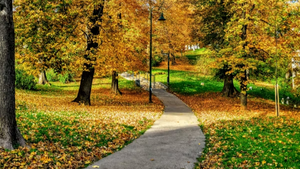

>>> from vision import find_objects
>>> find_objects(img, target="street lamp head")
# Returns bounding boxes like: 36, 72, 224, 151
158, 12, 166, 21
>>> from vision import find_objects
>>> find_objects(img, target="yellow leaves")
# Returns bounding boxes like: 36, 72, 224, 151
28, 152, 36, 160
56, 161, 62, 166
41, 153, 52, 164
4, 84, 164, 168
23, 135, 28, 140
178, 92, 300, 126
237, 152, 242, 158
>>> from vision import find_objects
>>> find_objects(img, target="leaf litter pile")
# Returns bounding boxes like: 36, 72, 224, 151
177, 92, 300, 168
0, 88, 163, 168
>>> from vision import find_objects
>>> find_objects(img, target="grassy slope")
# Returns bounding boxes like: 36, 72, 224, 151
156, 48, 300, 105
153, 49, 300, 168
185, 48, 210, 65
153, 68, 300, 105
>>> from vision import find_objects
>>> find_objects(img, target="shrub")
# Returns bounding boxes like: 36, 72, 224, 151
58, 72, 75, 84
15, 69, 37, 90
46, 69, 58, 82
152, 55, 163, 67
196, 54, 215, 75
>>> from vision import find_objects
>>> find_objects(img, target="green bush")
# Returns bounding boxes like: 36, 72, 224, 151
152, 55, 163, 67
58, 72, 75, 84
15, 69, 37, 90
196, 54, 215, 75
46, 69, 58, 82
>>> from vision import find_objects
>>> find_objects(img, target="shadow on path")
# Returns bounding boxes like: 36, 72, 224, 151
86, 89, 205, 169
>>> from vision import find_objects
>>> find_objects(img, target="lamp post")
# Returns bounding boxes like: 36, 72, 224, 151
149, 7, 153, 103
158, 13, 169, 86
149, 4, 166, 103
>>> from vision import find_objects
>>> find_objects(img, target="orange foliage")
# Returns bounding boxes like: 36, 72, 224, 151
176, 92, 300, 125
156, 58, 197, 72
16, 88, 163, 126
0, 88, 164, 168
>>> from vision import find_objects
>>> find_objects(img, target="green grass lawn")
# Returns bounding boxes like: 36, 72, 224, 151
185, 48, 211, 65
153, 68, 300, 105
153, 69, 224, 94
197, 117, 300, 168
38, 77, 136, 91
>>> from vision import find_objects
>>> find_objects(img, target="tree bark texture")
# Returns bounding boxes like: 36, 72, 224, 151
73, 4, 104, 105
240, 9, 248, 108
73, 68, 95, 105
0, 0, 26, 150
38, 70, 49, 85
171, 53, 177, 65
111, 71, 122, 95
221, 74, 239, 97
240, 70, 247, 108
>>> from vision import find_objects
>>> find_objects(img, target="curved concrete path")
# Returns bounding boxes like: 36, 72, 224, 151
86, 89, 205, 169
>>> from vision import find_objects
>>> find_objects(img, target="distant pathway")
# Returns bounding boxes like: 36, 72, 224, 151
86, 77, 205, 169
120, 72, 168, 90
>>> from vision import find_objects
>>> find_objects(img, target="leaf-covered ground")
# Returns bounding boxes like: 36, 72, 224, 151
176, 92, 300, 168
0, 81, 163, 168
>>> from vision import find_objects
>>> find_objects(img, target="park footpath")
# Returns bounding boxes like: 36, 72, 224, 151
86, 73, 205, 169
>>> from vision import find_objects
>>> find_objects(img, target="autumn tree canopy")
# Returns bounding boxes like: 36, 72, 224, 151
155, 0, 194, 64
14, 0, 82, 80
193, 0, 300, 107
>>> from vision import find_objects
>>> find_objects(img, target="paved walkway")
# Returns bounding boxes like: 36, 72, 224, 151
87, 73, 205, 169
86, 88, 205, 169
120, 72, 168, 90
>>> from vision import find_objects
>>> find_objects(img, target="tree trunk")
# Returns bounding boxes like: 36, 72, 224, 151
72, 67, 94, 105
171, 53, 177, 65
240, 9, 248, 108
72, 3, 104, 105
38, 70, 49, 85
221, 74, 239, 97
111, 70, 122, 95
240, 70, 247, 108
0, 0, 26, 150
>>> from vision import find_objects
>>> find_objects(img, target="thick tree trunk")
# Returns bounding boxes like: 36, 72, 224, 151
221, 74, 239, 97
72, 67, 94, 105
171, 53, 177, 65
111, 71, 122, 95
38, 70, 49, 85
0, 0, 26, 150
73, 4, 104, 105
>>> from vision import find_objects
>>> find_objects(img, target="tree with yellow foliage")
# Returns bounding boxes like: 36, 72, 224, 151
194, 0, 300, 108
14, 0, 82, 85
73, 0, 150, 104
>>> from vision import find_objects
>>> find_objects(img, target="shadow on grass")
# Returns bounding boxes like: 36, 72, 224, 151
153, 68, 300, 106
